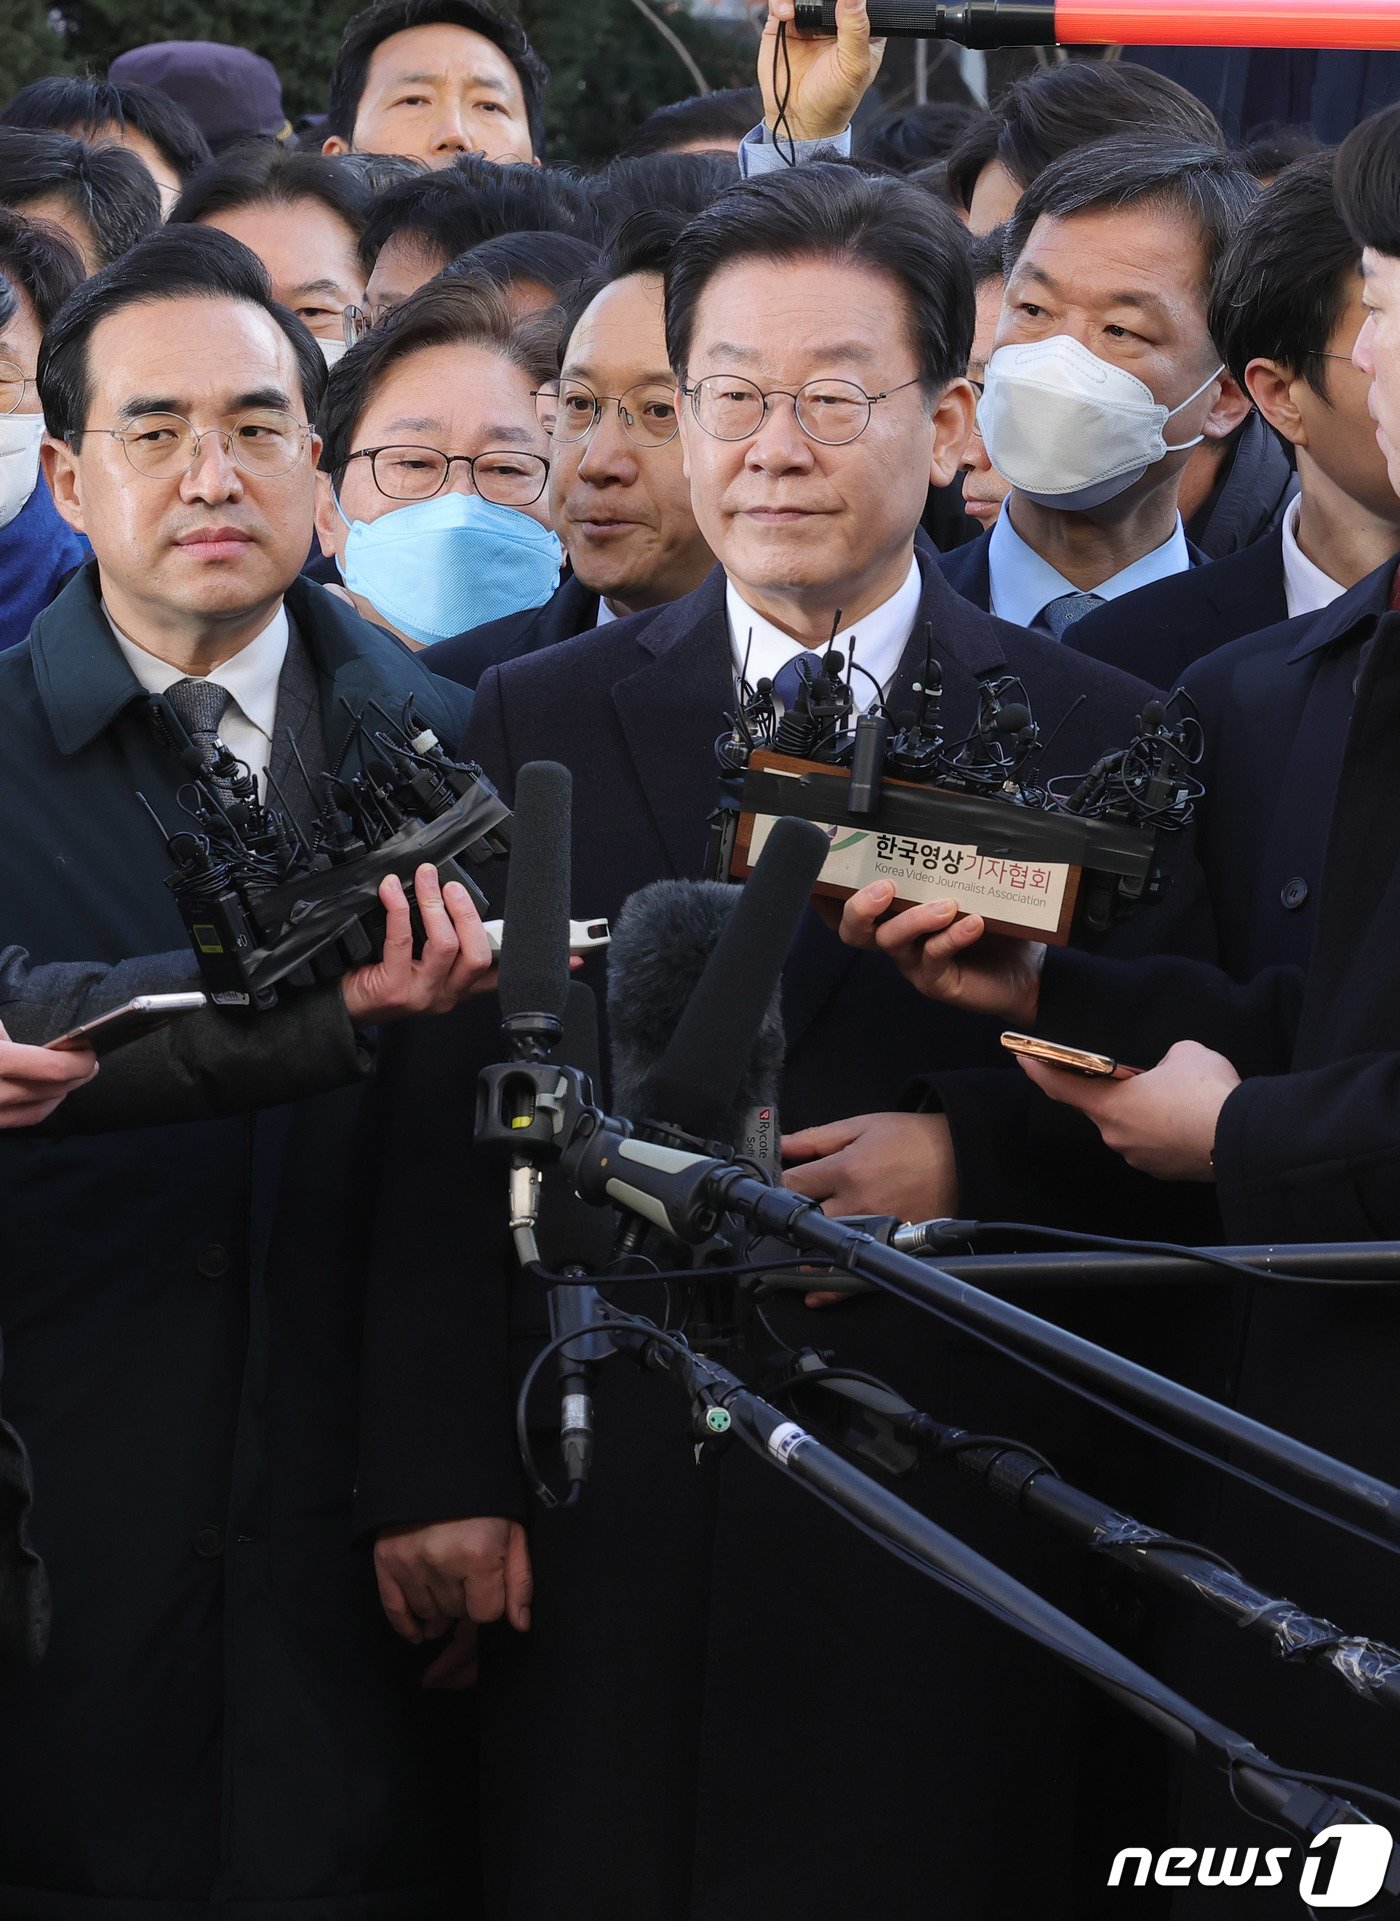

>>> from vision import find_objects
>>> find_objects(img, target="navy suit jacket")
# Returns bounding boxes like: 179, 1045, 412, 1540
1066, 525, 1290, 689
426, 571, 600, 691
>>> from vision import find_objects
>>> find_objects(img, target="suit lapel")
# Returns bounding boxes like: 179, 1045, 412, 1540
611, 574, 733, 879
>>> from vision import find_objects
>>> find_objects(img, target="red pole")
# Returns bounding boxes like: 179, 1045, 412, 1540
1055, 0, 1400, 48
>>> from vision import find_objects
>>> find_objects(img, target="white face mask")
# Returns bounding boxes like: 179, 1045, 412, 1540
977, 334, 1224, 513
318, 336, 350, 370
0, 411, 45, 531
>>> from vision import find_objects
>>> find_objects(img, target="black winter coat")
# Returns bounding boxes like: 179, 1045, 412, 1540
0, 566, 478, 1919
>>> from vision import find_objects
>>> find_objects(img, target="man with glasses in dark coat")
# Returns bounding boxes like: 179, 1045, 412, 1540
0, 223, 495, 1920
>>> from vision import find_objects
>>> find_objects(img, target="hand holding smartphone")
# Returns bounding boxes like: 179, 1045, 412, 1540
46, 992, 209, 1057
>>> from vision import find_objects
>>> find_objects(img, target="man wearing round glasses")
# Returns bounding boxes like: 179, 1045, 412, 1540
313, 277, 561, 648
373, 162, 1216, 1921
0, 225, 494, 1918
432, 211, 718, 688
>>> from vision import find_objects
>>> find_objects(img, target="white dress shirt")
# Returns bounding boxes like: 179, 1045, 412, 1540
987, 505, 1191, 633
594, 597, 618, 628
105, 601, 289, 793
726, 555, 923, 711
1280, 493, 1345, 621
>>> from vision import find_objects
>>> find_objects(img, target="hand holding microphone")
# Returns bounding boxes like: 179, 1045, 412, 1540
339, 864, 498, 1025
837, 878, 1046, 1026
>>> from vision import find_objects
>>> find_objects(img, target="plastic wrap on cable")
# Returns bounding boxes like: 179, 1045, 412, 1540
146, 697, 511, 1009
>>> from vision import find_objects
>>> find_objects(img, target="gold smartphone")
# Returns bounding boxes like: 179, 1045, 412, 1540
1000, 1031, 1141, 1080
46, 991, 208, 1056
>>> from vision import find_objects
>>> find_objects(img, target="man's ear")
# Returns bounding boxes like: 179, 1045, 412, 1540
321, 133, 350, 157
929, 378, 977, 488
1202, 370, 1253, 444
1243, 356, 1306, 448
313, 470, 344, 560
42, 436, 85, 536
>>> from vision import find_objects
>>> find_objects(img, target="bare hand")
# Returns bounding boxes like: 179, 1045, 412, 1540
0, 1018, 98, 1128
340, 864, 496, 1023
839, 880, 1045, 1026
783, 1110, 956, 1303
1017, 1039, 1241, 1182
760, 0, 886, 144
373, 1517, 533, 1649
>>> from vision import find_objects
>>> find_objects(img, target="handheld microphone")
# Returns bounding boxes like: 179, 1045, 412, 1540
792, 0, 1400, 50
495, 759, 573, 1264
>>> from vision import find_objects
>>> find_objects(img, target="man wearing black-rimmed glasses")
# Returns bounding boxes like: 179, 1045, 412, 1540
0, 223, 493, 1920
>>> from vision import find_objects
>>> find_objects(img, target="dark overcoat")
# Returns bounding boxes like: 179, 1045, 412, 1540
0, 565, 478, 1919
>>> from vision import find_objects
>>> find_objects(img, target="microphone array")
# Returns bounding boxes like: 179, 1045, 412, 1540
474, 760, 1400, 1880
141, 695, 511, 1009
709, 622, 1204, 942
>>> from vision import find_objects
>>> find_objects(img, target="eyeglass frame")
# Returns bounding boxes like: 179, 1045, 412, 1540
339, 442, 551, 505
75, 409, 315, 478
0, 358, 38, 417
680, 373, 925, 446
532, 379, 681, 448
342, 303, 397, 349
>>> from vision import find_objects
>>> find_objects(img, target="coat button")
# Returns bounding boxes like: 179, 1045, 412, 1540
1280, 877, 1309, 910
192, 1527, 224, 1558
196, 1245, 230, 1279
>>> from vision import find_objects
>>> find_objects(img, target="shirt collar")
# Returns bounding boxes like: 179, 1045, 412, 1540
988, 502, 1190, 631
103, 600, 289, 745
725, 554, 922, 704
1279, 493, 1345, 622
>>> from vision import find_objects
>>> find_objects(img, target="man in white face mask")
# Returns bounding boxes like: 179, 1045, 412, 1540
0, 212, 88, 653
939, 135, 1256, 643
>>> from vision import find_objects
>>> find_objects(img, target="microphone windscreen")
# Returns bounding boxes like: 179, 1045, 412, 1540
995, 703, 1033, 734
498, 759, 572, 1022
607, 882, 761, 1124
618, 815, 826, 1143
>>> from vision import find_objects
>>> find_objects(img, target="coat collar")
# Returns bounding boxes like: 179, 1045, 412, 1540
28, 562, 465, 759
30, 562, 150, 755
1285, 553, 1397, 665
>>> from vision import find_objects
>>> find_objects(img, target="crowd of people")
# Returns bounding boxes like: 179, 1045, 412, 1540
0, 0, 1398, 1914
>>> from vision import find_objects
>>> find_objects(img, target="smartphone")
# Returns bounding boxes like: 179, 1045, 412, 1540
46, 991, 209, 1056
1000, 1031, 1141, 1080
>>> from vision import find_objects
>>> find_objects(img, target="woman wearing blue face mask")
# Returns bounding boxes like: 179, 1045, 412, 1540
313, 279, 564, 651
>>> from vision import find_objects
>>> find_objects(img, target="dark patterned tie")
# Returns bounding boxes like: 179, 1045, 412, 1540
1038, 591, 1104, 640
163, 676, 233, 755
161, 676, 242, 806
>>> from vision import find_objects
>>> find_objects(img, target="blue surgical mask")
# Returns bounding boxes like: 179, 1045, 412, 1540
335, 490, 563, 647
